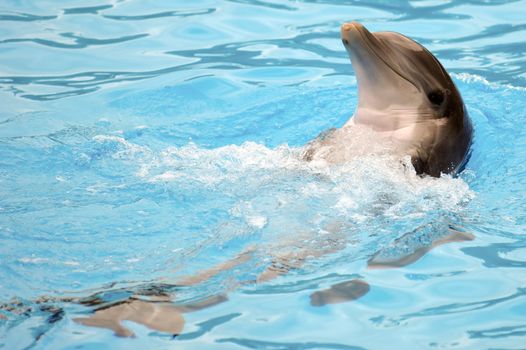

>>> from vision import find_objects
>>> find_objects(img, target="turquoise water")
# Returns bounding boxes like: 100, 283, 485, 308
1, 0, 526, 349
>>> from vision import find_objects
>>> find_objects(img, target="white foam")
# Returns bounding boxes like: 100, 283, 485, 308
19, 257, 49, 264
247, 215, 268, 229
93, 127, 473, 249
454, 73, 526, 91
125, 127, 468, 210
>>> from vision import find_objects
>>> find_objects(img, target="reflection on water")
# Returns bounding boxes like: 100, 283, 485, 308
74, 294, 228, 338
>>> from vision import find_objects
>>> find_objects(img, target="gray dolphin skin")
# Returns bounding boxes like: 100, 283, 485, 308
338, 22, 472, 177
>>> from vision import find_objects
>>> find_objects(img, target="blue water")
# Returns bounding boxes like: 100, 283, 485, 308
1, 0, 526, 349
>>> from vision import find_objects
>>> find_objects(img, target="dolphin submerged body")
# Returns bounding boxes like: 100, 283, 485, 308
304, 22, 472, 177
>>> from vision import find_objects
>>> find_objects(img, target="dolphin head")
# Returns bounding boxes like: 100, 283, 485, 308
341, 22, 471, 176
341, 22, 464, 131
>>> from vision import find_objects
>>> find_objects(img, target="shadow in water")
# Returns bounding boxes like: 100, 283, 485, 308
310, 279, 370, 306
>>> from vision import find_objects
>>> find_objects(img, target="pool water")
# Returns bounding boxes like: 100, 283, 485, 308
1, 0, 526, 349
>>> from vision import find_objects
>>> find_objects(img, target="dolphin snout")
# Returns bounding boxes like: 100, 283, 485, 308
341, 22, 366, 47
341, 21, 363, 33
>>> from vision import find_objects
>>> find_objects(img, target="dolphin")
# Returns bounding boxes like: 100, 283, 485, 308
305, 22, 472, 177
3, 23, 476, 340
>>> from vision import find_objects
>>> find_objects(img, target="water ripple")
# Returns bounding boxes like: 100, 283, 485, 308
371, 288, 526, 327
0, 32, 149, 50
0, 32, 345, 101
242, 273, 361, 295
469, 325, 526, 339
0, 12, 56, 22
298, 0, 522, 20
62, 4, 113, 15
462, 242, 526, 268
0, 0, 525, 102
225, 0, 298, 11
447, 23, 526, 43
177, 313, 241, 341
0, 66, 185, 101
103, 8, 216, 21
216, 338, 366, 350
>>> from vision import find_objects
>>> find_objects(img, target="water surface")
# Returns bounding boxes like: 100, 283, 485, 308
1, 1, 526, 349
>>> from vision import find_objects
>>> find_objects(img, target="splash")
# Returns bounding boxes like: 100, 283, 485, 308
91, 124, 474, 269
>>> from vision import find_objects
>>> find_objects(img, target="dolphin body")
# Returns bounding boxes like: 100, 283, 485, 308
305, 22, 472, 177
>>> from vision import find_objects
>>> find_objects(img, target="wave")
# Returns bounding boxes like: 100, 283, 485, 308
0, 1, 525, 101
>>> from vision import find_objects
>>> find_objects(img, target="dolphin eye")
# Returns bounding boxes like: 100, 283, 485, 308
342, 39, 349, 45
427, 89, 444, 105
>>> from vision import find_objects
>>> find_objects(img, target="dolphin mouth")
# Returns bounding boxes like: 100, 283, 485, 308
341, 22, 417, 89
